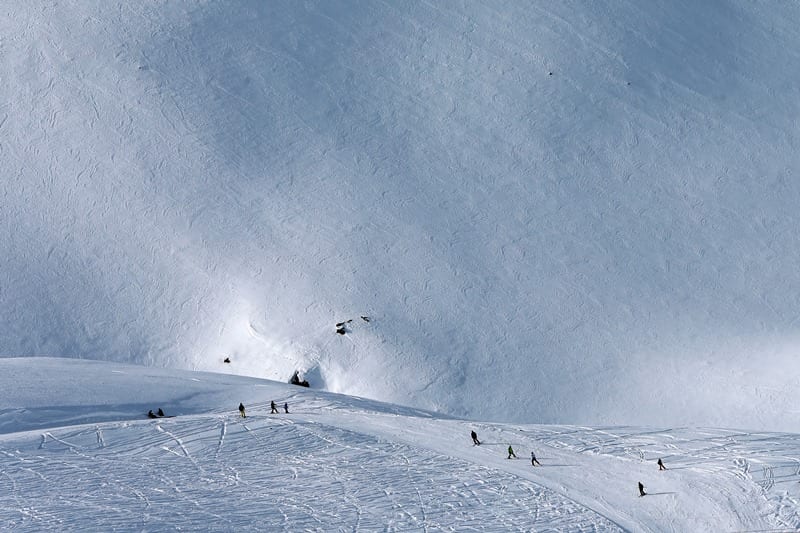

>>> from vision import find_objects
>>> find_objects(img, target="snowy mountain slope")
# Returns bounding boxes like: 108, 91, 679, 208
2, 1, 800, 430
0, 359, 797, 531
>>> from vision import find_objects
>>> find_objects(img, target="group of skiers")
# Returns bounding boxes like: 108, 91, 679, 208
638, 458, 667, 496
471, 431, 541, 466
238, 400, 289, 418
471, 429, 667, 496
147, 408, 166, 419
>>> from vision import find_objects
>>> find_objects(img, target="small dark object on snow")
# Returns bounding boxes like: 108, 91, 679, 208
284, 402, 289, 414
335, 319, 353, 328
507, 446, 517, 459
157, 408, 165, 417
638, 482, 646, 497
147, 410, 157, 419
289, 371, 310, 387
531, 451, 541, 466
471, 430, 481, 445
548, 71, 553, 76
223, 357, 231, 363
361, 316, 370, 322
336, 326, 347, 335
658, 458, 666, 470
239, 403, 246, 418
271, 401, 279, 414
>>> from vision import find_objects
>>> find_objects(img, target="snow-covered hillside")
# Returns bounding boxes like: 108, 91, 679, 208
2, 1, 800, 430
0, 358, 798, 531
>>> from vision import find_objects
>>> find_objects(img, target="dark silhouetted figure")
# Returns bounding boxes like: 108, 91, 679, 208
638, 482, 646, 497
507, 445, 517, 459
223, 357, 231, 363
157, 408, 165, 417
271, 401, 279, 414
471, 430, 481, 445
284, 402, 289, 414
147, 410, 157, 419
239, 403, 246, 418
531, 451, 541, 466
290, 370, 310, 387
657, 458, 666, 470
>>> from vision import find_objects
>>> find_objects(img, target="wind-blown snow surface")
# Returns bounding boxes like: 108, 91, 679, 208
0, 359, 798, 531
2, 1, 800, 429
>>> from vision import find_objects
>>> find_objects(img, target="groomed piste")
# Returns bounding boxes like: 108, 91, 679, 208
0, 358, 797, 530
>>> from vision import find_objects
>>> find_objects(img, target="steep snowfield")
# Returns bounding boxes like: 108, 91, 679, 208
2, 1, 800, 430
0, 359, 798, 531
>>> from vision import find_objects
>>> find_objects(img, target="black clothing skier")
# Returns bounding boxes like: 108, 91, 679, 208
147, 410, 157, 419
507, 445, 517, 459
271, 401, 279, 414
157, 408, 165, 417
657, 458, 666, 470
283, 402, 289, 414
531, 451, 541, 466
638, 481, 646, 497
239, 403, 246, 418
471, 430, 481, 445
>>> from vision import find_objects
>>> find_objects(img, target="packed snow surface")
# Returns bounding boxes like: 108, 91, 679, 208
0, 358, 798, 531
2, 1, 800, 430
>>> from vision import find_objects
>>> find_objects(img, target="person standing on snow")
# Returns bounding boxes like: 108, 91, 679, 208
531, 451, 541, 466
283, 402, 289, 414
271, 401, 279, 414
638, 481, 646, 497
507, 445, 517, 459
239, 403, 246, 418
657, 458, 666, 470
471, 430, 481, 445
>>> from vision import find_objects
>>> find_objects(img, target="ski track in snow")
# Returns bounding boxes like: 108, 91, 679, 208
0, 401, 797, 530
0, 358, 797, 531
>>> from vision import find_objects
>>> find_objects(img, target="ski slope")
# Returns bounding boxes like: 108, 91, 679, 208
0, 359, 797, 531
3, 1, 800, 431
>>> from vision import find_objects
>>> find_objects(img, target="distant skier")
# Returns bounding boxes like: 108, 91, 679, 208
507, 445, 517, 459
531, 451, 541, 466
471, 430, 481, 445
147, 410, 157, 419
638, 481, 646, 497
271, 401, 279, 414
657, 458, 666, 471
283, 402, 289, 414
157, 408, 165, 417
239, 403, 246, 418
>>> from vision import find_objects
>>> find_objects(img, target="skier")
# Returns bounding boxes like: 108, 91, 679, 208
507, 445, 517, 459
284, 402, 289, 414
239, 403, 246, 418
638, 481, 646, 497
147, 410, 157, 419
531, 451, 541, 466
157, 408, 165, 417
657, 458, 666, 471
471, 430, 481, 445
271, 401, 279, 414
